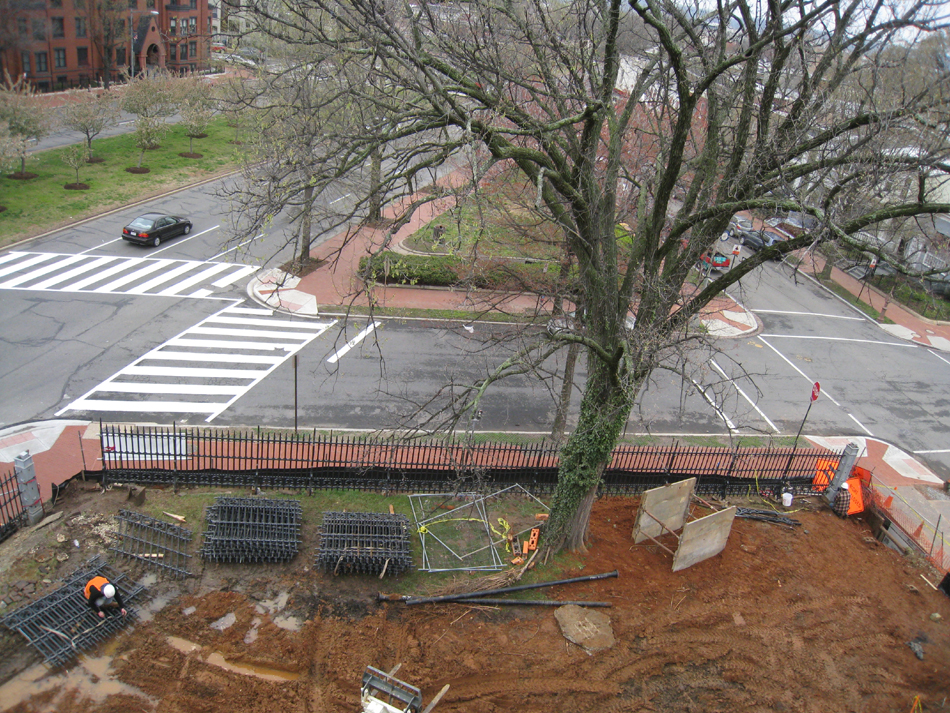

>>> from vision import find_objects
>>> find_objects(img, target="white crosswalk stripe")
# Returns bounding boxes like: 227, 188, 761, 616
56, 303, 337, 422
0, 251, 258, 297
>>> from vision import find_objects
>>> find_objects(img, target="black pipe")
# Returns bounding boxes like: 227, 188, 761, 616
398, 570, 619, 605
451, 598, 612, 607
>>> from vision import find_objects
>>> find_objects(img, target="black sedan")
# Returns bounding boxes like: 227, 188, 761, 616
122, 213, 193, 247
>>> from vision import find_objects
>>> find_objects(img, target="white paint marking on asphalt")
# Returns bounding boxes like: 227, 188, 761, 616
928, 350, 950, 367
0, 253, 58, 279
0, 254, 86, 288
188, 288, 214, 298
689, 376, 736, 431
848, 413, 874, 436
209, 233, 264, 261
99, 382, 247, 395
709, 359, 780, 433
157, 262, 234, 295
127, 261, 204, 294
759, 333, 918, 348
93, 259, 171, 292
149, 225, 220, 256
327, 322, 381, 364
757, 336, 841, 407
752, 310, 865, 321
36, 256, 121, 289
914, 449, 950, 454
212, 265, 260, 287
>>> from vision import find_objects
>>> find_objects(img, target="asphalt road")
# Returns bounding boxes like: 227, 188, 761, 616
1, 181, 949, 480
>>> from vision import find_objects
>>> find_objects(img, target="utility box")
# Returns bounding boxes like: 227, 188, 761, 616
14, 451, 45, 526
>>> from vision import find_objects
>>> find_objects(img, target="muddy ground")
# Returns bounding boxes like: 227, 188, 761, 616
1, 483, 948, 713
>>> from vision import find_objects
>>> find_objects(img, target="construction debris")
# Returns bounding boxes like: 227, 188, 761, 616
735, 508, 801, 527
554, 604, 615, 654
110, 509, 192, 578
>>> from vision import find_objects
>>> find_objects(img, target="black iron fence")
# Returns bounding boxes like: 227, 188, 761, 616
0, 468, 25, 545
99, 425, 842, 497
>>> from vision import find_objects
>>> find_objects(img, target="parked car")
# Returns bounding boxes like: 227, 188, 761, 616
122, 213, 193, 247
728, 217, 754, 236
924, 273, 950, 298
699, 251, 731, 270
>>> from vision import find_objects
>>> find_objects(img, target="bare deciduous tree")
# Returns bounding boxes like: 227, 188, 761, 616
61, 91, 120, 161
229, 0, 950, 551
0, 72, 51, 177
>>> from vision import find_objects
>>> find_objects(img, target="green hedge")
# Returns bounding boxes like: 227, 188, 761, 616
360, 251, 565, 290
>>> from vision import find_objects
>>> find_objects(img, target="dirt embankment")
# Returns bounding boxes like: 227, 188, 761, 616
1, 493, 949, 713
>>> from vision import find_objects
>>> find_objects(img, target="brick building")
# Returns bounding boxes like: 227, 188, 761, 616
0, 0, 212, 91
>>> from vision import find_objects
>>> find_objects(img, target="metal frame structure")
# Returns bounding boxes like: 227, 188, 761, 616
317, 512, 413, 577
199, 497, 301, 564
409, 484, 549, 572
110, 509, 193, 578
1, 555, 146, 667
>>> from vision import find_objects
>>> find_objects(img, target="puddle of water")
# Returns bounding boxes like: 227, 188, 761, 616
138, 573, 159, 587
166, 635, 202, 655
204, 653, 299, 682
255, 591, 290, 615
137, 594, 174, 623
0, 656, 155, 710
272, 614, 302, 632
244, 617, 262, 645
210, 612, 236, 631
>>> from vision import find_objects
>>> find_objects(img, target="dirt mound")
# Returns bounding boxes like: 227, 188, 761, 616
2, 496, 948, 712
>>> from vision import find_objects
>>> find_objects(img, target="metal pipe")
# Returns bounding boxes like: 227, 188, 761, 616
391, 570, 619, 605
450, 598, 611, 607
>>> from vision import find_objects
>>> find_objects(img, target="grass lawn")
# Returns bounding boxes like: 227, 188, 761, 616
0, 115, 244, 246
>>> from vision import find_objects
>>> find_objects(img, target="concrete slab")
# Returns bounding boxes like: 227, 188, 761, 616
554, 604, 615, 654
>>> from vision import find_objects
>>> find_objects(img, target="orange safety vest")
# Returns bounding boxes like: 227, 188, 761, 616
84, 575, 110, 600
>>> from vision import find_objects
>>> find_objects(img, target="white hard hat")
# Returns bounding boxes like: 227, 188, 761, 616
102, 583, 116, 599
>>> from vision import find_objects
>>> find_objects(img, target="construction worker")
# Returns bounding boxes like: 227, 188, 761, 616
83, 576, 127, 619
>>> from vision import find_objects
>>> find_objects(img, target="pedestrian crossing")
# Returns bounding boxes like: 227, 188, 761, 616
0, 251, 258, 298
57, 303, 338, 422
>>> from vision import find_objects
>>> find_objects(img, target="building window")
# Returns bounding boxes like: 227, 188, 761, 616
35, 51, 48, 73
75, 17, 87, 37
189, 17, 196, 34
116, 47, 126, 65
75, 0, 85, 8
169, 44, 176, 61
17, 18, 27, 37
190, 0, 197, 8
146, 0, 154, 6
21, 51, 30, 74
170, 17, 176, 35
189, 40, 196, 58
77, 46, 89, 65
50, 0, 62, 6
128, 0, 137, 8
51, 17, 65, 38
32, 19, 46, 41
179, 42, 187, 60
54, 48, 66, 68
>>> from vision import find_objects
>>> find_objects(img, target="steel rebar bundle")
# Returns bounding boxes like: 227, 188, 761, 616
110, 509, 193, 578
199, 497, 302, 564
316, 511, 412, 577
0, 555, 146, 667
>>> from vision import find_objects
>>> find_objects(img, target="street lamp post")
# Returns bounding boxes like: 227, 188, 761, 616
130, 9, 160, 77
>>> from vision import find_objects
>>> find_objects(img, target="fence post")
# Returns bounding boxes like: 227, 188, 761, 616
14, 451, 45, 526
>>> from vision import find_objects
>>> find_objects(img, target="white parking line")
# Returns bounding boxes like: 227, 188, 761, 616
150, 225, 220, 256
709, 359, 780, 433
689, 376, 736, 430
848, 413, 874, 436
327, 322, 381, 364
929, 350, 950, 367
752, 310, 865, 320
759, 334, 918, 347
757, 336, 841, 406
915, 449, 950, 454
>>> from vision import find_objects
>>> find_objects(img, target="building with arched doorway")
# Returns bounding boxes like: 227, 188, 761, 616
0, 0, 212, 91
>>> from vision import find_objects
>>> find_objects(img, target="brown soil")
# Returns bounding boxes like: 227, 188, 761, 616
179, 153, 203, 159
187, 133, 209, 139
64, 183, 90, 191
1, 489, 948, 713
125, 167, 150, 174
6, 173, 38, 181
281, 257, 327, 278
86, 157, 105, 164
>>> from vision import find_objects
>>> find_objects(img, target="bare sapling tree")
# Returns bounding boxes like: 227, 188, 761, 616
121, 73, 177, 169
61, 91, 120, 161
230, 0, 950, 551
0, 72, 51, 178
61, 144, 91, 187
0, 120, 28, 211
175, 76, 216, 156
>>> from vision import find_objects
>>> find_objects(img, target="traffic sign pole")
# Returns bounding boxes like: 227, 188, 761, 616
782, 383, 821, 478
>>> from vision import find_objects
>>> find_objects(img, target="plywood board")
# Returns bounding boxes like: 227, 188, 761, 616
632, 477, 695, 544
672, 506, 736, 572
